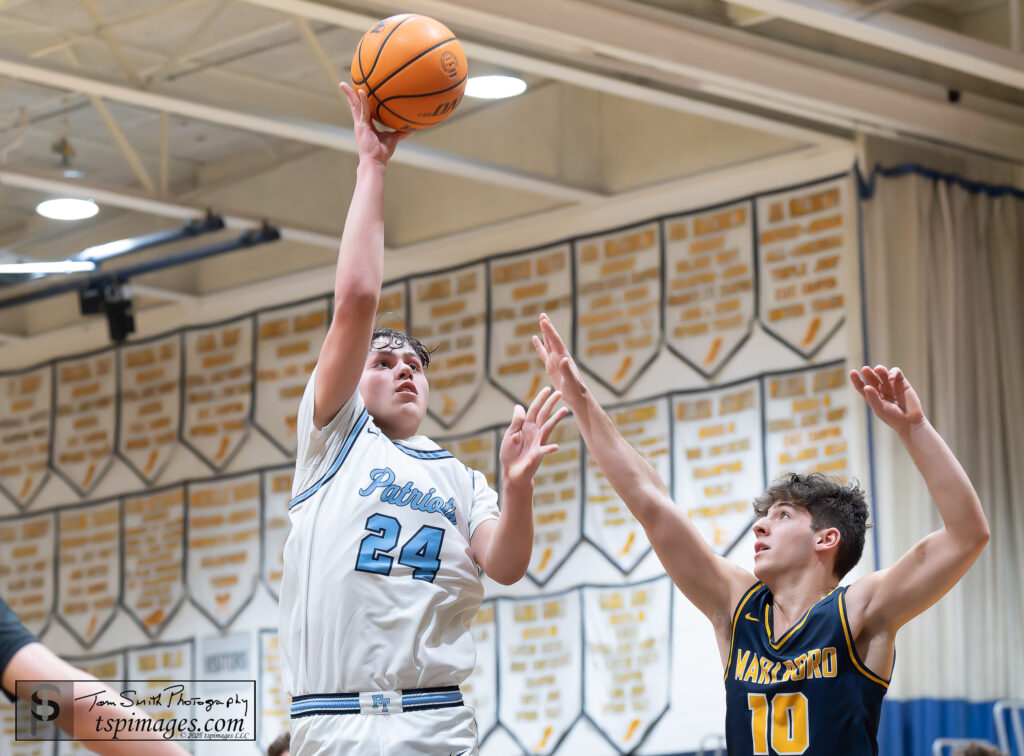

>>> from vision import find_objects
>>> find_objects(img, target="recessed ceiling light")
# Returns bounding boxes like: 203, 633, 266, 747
465, 75, 527, 99
35, 198, 98, 221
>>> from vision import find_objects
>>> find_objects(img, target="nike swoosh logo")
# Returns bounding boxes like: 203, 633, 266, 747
745, 613, 759, 622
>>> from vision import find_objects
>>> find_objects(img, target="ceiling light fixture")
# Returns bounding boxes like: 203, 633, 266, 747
465, 75, 527, 99
0, 260, 96, 274
35, 198, 99, 221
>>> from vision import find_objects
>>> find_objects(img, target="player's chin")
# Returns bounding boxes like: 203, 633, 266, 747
751, 557, 772, 582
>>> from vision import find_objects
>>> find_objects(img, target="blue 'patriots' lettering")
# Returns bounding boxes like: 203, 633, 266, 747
358, 467, 458, 526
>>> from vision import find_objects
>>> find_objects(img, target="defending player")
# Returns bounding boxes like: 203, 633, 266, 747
277, 85, 567, 756
533, 313, 988, 755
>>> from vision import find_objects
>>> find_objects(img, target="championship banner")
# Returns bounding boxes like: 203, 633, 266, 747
57, 500, 120, 646
528, 417, 582, 585
489, 244, 573, 404
123, 486, 185, 636
574, 222, 662, 394
195, 632, 256, 756
0, 512, 54, 635
57, 652, 125, 755
377, 280, 408, 331
125, 640, 195, 722
764, 363, 854, 482
672, 381, 764, 555
409, 263, 487, 427
461, 601, 498, 741
438, 428, 498, 489
757, 177, 852, 357
584, 397, 671, 573
258, 629, 289, 753
261, 466, 293, 601
52, 351, 117, 495
0, 365, 51, 508
254, 300, 327, 455
664, 202, 755, 377
582, 577, 672, 754
117, 335, 181, 485
182, 318, 254, 470
186, 474, 261, 628
497, 591, 583, 755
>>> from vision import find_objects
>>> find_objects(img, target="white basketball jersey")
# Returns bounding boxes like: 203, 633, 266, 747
279, 373, 499, 697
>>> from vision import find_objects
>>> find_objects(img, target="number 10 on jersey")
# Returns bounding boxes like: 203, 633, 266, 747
748, 692, 809, 754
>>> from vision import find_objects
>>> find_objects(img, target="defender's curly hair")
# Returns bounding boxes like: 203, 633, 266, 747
754, 472, 871, 580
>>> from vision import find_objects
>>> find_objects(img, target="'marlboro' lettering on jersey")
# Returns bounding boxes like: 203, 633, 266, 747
358, 467, 458, 526
734, 646, 838, 685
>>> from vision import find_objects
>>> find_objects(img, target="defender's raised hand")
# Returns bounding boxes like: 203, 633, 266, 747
849, 365, 926, 438
340, 82, 410, 165
499, 386, 568, 485
532, 313, 589, 409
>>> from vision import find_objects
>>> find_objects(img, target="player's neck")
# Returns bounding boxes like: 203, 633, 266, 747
376, 416, 422, 442
765, 570, 838, 634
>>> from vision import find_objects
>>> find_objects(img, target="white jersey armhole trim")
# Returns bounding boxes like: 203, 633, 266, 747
289, 407, 370, 510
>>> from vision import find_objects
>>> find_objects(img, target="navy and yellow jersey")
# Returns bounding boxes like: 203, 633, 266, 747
724, 583, 891, 756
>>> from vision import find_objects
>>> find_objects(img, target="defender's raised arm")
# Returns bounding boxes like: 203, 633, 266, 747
533, 314, 753, 637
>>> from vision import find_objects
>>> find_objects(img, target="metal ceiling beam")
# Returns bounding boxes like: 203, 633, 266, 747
724, 0, 1024, 90
0, 56, 601, 203
369, 0, 1024, 160
77, 0, 143, 86
0, 169, 340, 248
234, 0, 840, 148
294, 16, 348, 104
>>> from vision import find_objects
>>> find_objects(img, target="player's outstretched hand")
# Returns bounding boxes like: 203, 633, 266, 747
849, 365, 926, 439
500, 386, 569, 486
340, 82, 410, 166
532, 313, 589, 411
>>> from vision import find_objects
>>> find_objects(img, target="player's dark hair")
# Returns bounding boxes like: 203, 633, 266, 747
370, 328, 434, 369
267, 731, 290, 756
753, 473, 870, 580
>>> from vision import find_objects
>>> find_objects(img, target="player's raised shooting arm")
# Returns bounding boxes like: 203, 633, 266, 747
3, 643, 190, 755
313, 83, 409, 429
533, 314, 753, 623
845, 367, 989, 635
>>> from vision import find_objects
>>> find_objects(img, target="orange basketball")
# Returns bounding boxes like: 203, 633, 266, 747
351, 14, 468, 132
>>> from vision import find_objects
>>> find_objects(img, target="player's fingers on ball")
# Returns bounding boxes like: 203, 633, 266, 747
357, 89, 371, 123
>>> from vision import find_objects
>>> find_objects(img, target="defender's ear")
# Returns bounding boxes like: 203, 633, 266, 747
815, 527, 840, 551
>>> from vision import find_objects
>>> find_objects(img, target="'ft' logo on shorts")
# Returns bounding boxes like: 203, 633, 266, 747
372, 694, 390, 713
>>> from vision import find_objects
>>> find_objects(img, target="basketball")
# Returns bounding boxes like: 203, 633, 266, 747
351, 14, 468, 132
